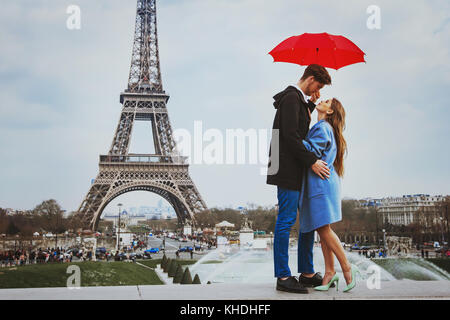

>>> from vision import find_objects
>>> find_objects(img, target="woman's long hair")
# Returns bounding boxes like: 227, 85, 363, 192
325, 98, 347, 177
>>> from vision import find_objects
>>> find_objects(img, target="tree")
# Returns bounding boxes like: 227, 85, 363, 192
173, 264, 184, 284
161, 254, 168, 269
6, 220, 20, 235
437, 197, 450, 243
98, 220, 114, 233
193, 206, 279, 234
66, 211, 84, 232
32, 199, 66, 233
192, 274, 201, 284
168, 260, 178, 277
181, 267, 193, 284
247, 205, 277, 233
164, 258, 172, 273
10, 211, 34, 236
0, 208, 8, 234
147, 218, 178, 232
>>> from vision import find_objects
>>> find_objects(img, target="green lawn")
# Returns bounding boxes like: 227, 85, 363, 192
0, 261, 163, 289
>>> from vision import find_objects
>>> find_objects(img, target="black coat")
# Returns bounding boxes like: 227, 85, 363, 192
266, 86, 318, 191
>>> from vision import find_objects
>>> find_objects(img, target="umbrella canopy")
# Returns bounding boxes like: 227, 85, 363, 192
215, 221, 235, 228
269, 32, 365, 70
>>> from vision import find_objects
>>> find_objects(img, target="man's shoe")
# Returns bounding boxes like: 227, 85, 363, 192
276, 276, 309, 294
299, 272, 335, 288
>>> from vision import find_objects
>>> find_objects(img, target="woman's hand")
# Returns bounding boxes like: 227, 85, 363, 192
311, 160, 330, 180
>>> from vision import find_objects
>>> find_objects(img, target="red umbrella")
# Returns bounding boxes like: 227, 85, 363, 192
269, 32, 365, 70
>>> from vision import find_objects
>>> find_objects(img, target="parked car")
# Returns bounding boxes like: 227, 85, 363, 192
179, 246, 193, 252
143, 252, 153, 259
129, 252, 143, 260
116, 252, 128, 261
145, 248, 160, 254
96, 247, 107, 254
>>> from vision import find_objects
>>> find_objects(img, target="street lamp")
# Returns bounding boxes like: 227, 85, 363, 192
163, 233, 166, 251
446, 203, 449, 244
117, 203, 123, 251
375, 206, 379, 248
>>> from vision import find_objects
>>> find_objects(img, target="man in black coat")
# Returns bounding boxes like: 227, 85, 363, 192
267, 64, 332, 293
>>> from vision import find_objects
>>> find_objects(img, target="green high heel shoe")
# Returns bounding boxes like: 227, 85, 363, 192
314, 273, 339, 291
343, 264, 360, 292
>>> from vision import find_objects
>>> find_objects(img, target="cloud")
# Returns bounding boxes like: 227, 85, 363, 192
0, 0, 449, 212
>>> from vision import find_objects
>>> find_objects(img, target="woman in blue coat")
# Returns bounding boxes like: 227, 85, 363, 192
298, 98, 359, 292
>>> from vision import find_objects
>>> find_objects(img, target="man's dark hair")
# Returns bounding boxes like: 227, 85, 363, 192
300, 64, 332, 85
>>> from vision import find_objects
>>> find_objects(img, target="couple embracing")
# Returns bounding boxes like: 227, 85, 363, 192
267, 64, 359, 294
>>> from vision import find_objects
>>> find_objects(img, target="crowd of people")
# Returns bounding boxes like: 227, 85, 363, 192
0, 247, 95, 267
181, 233, 217, 249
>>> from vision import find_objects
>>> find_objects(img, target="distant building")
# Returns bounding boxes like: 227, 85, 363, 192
4, 208, 27, 216
378, 194, 446, 226
103, 210, 146, 227
358, 198, 382, 208
136, 202, 176, 220
102, 203, 176, 224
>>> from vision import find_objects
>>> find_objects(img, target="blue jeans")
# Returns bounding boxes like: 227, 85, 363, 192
273, 186, 315, 278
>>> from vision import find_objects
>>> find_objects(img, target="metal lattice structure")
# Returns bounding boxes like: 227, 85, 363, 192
77, 0, 207, 230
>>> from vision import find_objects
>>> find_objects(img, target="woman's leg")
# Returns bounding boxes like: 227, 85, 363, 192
317, 224, 352, 284
319, 235, 335, 285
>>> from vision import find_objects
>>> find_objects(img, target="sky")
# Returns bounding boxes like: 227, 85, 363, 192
0, 0, 449, 213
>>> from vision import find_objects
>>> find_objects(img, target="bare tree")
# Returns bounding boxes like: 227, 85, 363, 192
32, 199, 66, 234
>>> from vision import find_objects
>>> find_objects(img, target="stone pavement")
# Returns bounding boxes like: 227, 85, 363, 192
0, 280, 449, 300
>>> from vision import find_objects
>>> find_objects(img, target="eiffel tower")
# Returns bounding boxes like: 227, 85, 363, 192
77, 0, 207, 230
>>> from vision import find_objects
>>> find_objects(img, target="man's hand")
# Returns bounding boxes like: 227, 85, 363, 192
311, 160, 330, 180
309, 91, 321, 104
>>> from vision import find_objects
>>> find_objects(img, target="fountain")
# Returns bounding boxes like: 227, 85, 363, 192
386, 236, 412, 256
190, 240, 450, 284
371, 258, 450, 281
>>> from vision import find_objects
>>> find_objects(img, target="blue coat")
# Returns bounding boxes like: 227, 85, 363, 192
298, 119, 342, 233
